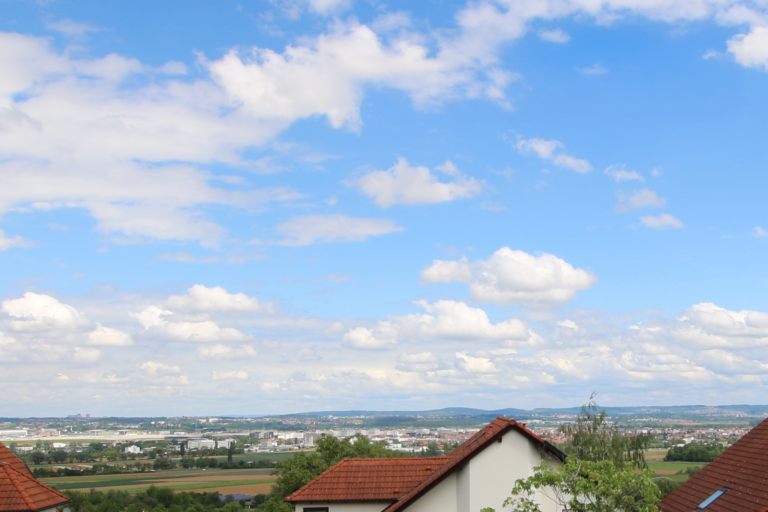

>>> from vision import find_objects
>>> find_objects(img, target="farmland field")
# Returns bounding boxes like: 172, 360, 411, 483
40, 468, 277, 496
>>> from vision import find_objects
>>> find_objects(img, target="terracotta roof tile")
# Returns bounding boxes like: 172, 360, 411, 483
285, 457, 449, 502
0, 445, 32, 479
0, 463, 70, 512
660, 417, 768, 512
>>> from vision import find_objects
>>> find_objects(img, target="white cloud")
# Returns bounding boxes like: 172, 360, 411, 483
727, 26, 768, 71
2, 293, 90, 332
132, 306, 252, 342
72, 347, 101, 363
557, 319, 579, 330
0, 230, 31, 251
455, 352, 499, 373
640, 213, 684, 228
301, 0, 352, 14
397, 352, 440, 372
579, 64, 609, 75
351, 158, 482, 207
343, 299, 533, 349
604, 165, 644, 182
197, 344, 258, 360
538, 29, 571, 43
421, 247, 597, 307
754, 226, 768, 237
265, 214, 404, 245
616, 189, 667, 212
86, 324, 133, 346
343, 327, 397, 350
515, 137, 592, 173
212, 370, 249, 381
166, 284, 273, 313
678, 302, 768, 339
46, 19, 101, 37
140, 361, 181, 376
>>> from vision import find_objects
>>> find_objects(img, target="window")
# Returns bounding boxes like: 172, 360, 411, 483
697, 488, 728, 510
303, 508, 329, 512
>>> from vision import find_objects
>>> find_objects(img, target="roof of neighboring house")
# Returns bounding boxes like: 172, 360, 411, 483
659, 417, 768, 512
285, 457, 449, 503
0, 462, 70, 512
0, 445, 32, 480
286, 416, 566, 510
383, 416, 565, 512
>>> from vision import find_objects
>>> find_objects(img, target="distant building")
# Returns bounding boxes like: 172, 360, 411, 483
0, 430, 28, 438
188, 439, 216, 450
124, 445, 141, 454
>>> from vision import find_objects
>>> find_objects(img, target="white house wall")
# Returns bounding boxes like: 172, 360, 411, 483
292, 501, 391, 512
405, 472, 458, 512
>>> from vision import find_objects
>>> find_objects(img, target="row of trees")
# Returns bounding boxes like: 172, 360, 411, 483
664, 442, 724, 462
62, 486, 263, 512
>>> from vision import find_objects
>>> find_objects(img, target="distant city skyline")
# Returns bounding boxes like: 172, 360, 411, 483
2, 0, 768, 416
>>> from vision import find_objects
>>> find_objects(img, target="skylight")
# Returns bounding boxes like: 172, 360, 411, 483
697, 488, 728, 510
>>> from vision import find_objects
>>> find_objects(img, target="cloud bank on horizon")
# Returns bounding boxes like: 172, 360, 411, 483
1, 0, 768, 415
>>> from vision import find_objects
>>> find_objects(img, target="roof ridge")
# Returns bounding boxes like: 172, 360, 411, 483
2, 463, 37, 511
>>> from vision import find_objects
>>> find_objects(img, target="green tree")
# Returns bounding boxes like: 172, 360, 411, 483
227, 443, 234, 464
559, 393, 652, 469
484, 459, 661, 512
30, 451, 45, 465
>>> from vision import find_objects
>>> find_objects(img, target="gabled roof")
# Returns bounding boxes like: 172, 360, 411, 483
0, 445, 32, 479
286, 417, 566, 510
383, 417, 565, 512
0, 463, 70, 512
659, 416, 768, 512
285, 457, 449, 502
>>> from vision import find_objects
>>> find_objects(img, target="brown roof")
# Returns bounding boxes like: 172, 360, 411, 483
660, 417, 768, 512
286, 416, 565, 510
285, 457, 449, 502
0, 445, 32, 479
0, 463, 70, 512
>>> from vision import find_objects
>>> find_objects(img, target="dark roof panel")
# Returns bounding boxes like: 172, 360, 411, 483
660, 417, 768, 512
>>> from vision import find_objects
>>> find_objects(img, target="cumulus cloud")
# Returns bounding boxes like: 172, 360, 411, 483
421, 247, 597, 306
212, 370, 249, 381
343, 299, 534, 350
140, 361, 181, 376
538, 29, 571, 43
133, 306, 252, 342
264, 214, 404, 245
166, 284, 273, 313
72, 347, 101, 363
0, 230, 31, 251
86, 324, 133, 346
604, 165, 644, 182
396, 352, 440, 372
2, 293, 90, 332
351, 158, 483, 207
455, 352, 499, 373
640, 213, 684, 228
343, 327, 397, 350
197, 344, 258, 360
727, 27, 768, 71
515, 137, 592, 173
615, 189, 666, 212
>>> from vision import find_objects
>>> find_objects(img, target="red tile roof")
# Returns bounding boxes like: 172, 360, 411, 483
660, 417, 768, 512
0, 463, 70, 512
285, 457, 449, 502
286, 416, 565, 510
0, 445, 32, 479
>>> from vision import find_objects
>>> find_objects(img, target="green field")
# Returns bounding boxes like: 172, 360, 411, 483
40, 468, 276, 494
647, 461, 705, 482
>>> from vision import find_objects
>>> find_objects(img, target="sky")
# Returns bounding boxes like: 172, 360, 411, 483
2, 0, 768, 417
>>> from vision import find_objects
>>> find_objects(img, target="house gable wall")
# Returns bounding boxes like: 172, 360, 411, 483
401, 472, 458, 512
292, 501, 392, 512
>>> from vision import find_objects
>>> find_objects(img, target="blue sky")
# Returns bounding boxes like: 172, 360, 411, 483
2, 0, 768, 416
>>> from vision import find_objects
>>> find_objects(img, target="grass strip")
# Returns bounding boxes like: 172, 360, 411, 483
118, 480, 275, 494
